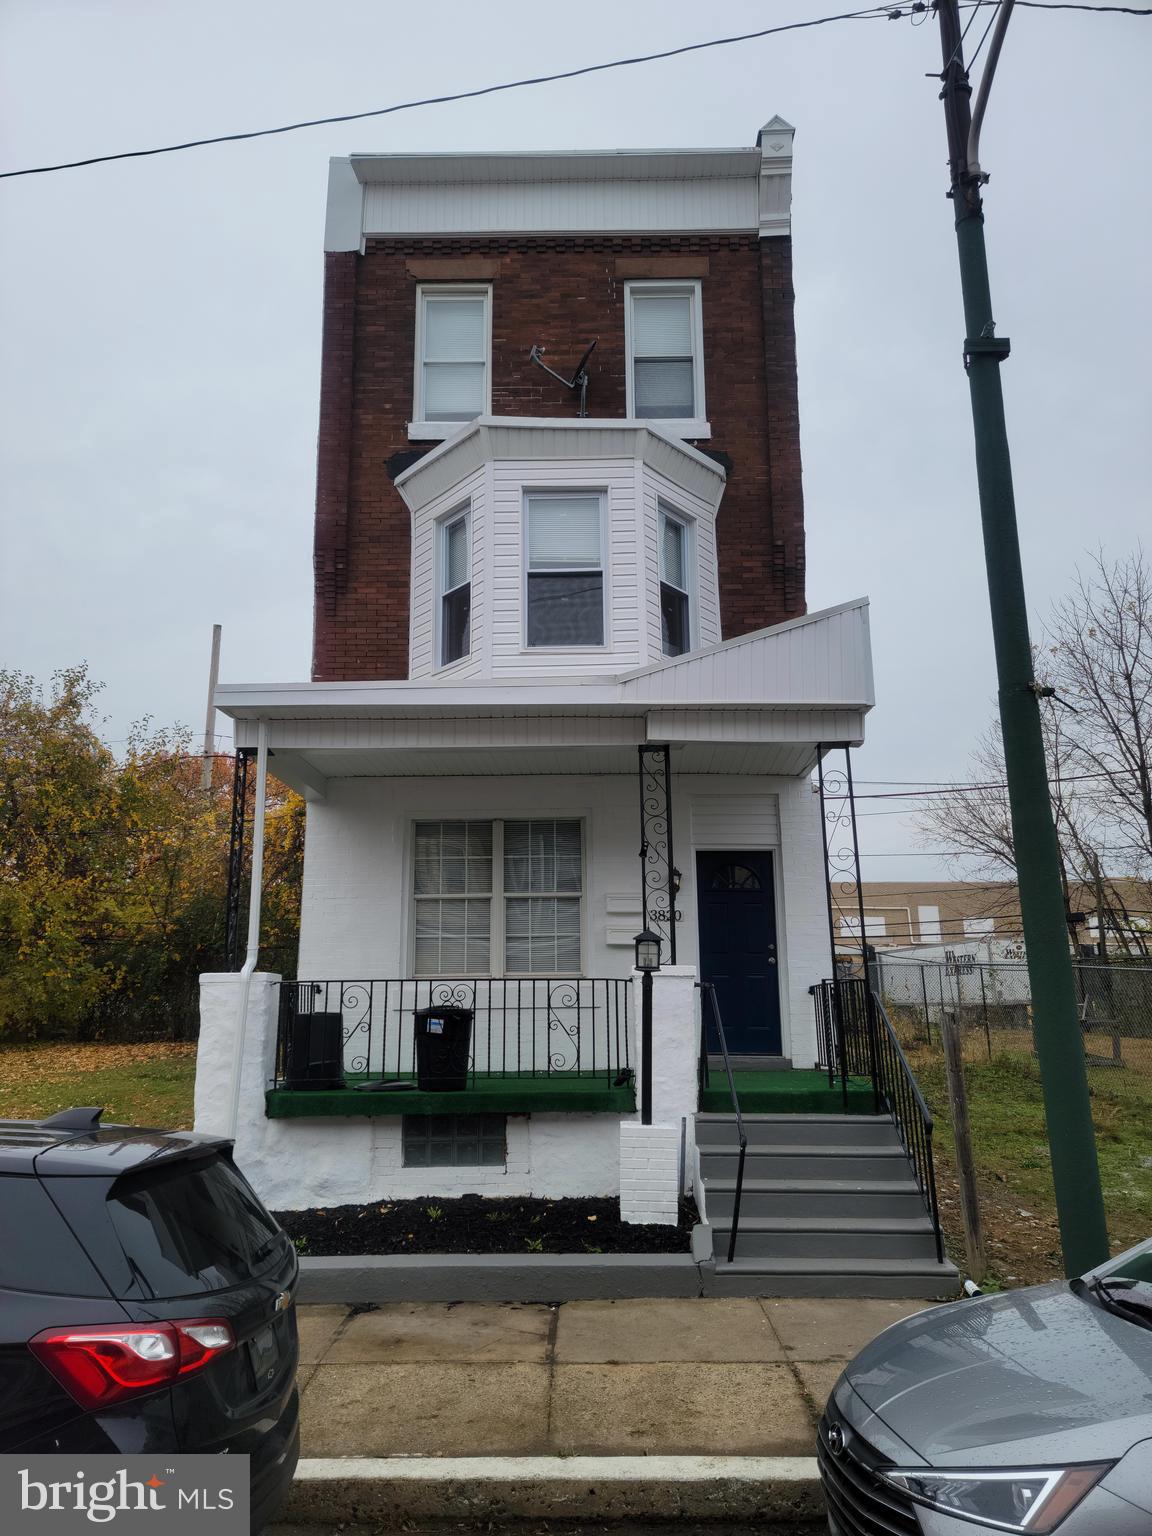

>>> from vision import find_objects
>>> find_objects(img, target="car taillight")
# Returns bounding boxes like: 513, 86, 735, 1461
29, 1320, 236, 1410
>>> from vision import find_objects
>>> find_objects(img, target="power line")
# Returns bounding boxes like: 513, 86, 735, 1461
0, 6, 912, 180
2, 2, 1145, 180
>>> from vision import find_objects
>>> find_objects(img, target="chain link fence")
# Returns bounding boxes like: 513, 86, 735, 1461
872, 954, 1152, 1076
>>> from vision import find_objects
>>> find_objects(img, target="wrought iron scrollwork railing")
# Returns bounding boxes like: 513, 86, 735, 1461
814, 977, 944, 1264
638, 744, 678, 963
274, 977, 631, 1087
698, 981, 747, 1265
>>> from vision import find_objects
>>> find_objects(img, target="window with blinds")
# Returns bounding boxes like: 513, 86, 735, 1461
416, 287, 490, 424
659, 504, 691, 657
412, 820, 583, 976
524, 492, 604, 647
440, 509, 471, 665
413, 821, 493, 975
626, 282, 704, 424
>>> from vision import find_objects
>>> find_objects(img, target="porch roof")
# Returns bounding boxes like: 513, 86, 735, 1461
215, 599, 873, 799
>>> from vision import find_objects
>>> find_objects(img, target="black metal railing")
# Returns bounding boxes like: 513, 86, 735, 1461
698, 981, 746, 1264
273, 977, 631, 1088
814, 977, 944, 1264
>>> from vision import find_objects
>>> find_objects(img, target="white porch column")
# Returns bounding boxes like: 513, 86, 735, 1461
620, 964, 700, 1225
196, 972, 281, 1155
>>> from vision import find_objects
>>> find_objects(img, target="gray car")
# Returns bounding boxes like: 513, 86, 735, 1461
819, 1236, 1152, 1534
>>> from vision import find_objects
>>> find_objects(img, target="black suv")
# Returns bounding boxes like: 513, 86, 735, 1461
0, 1109, 299, 1531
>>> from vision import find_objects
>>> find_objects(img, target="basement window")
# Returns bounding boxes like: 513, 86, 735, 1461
403, 1114, 507, 1167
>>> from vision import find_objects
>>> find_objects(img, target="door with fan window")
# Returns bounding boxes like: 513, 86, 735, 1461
696, 851, 781, 1055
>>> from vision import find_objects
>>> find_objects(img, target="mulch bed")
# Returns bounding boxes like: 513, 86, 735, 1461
273, 1193, 699, 1256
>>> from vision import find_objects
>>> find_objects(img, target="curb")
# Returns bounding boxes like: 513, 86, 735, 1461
296, 1251, 958, 1303
283, 1455, 825, 1523
297, 1252, 709, 1303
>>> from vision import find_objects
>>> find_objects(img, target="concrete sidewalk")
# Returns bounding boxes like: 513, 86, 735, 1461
297, 1296, 932, 1458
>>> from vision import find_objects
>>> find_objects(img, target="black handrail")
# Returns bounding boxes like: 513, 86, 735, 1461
871, 989, 944, 1265
698, 981, 746, 1265
814, 977, 944, 1265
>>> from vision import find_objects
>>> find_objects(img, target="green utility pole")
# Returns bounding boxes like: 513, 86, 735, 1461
934, 0, 1109, 1275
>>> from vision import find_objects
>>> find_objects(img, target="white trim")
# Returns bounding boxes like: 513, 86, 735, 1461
393, 418, 726, 514
413, 284, 492, 431
406, 814, 588, 979
624, 281, 707, 438
408, 422, 466, 442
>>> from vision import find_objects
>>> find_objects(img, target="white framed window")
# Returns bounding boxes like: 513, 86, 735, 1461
659, 503, 692, 657
412, 819, 584, 976
625, 281, 707, 435
438, 507, 471, 666
413, 821, 493, 975
524, 492, 605, 648
503, 820, 583, 974
412, 286, 491, 435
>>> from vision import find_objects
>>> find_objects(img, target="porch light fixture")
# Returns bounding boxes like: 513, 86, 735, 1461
634, 930, 662, 973
671, 867, 682, 897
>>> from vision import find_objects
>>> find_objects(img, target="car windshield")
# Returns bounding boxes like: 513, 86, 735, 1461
1076, 1241, 1152, 1329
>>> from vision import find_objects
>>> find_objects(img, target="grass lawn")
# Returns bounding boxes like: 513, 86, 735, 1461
909, 1045, 1152, 1286
0, 1042, 197, 1129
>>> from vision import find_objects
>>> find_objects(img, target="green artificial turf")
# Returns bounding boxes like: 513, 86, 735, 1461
266, 1070, 636, 1118
699, 1068, 876, 1114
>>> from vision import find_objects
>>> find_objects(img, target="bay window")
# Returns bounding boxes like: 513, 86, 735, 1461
525, 492, 604, 647
412, 819, 583, 975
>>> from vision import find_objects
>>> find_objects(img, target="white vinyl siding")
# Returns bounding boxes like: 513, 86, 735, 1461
641, 472, 720, 663
405, 435, 723, 679
408, 467, 487, 680
413, 287, 491, 429
625, 281, 707, 436
412, 818, 583, 976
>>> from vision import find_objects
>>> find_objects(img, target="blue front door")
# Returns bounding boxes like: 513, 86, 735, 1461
697, 850, 782, 1055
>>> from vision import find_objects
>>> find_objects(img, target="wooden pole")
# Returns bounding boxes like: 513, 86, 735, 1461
201, 623, 222, 790
940, 1010, 987, 1283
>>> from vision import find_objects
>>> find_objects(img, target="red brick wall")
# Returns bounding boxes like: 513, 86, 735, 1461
312, 234, 805, 682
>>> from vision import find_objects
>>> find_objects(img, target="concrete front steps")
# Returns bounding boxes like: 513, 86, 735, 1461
695, 1112, 960, 1298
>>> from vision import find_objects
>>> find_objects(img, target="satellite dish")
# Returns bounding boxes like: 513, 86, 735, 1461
528, 339, 598, 417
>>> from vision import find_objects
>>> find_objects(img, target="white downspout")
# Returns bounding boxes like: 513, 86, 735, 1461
227, 719, 269, 1139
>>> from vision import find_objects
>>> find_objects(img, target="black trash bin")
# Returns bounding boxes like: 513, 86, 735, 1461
414, 1006, 473, 1091
284, 1010, 346, 1091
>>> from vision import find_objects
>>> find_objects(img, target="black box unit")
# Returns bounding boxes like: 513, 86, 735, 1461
284, 1010, 346, 1091
413, 1007, 473, 1092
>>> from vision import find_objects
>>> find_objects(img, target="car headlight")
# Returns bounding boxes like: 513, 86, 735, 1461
880, 1464, 1112, 1532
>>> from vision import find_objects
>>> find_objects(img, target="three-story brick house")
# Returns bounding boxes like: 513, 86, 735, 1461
197, 121, 911, 1274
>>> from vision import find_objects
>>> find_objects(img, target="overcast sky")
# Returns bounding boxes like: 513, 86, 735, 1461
2, 0, 1149, 882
